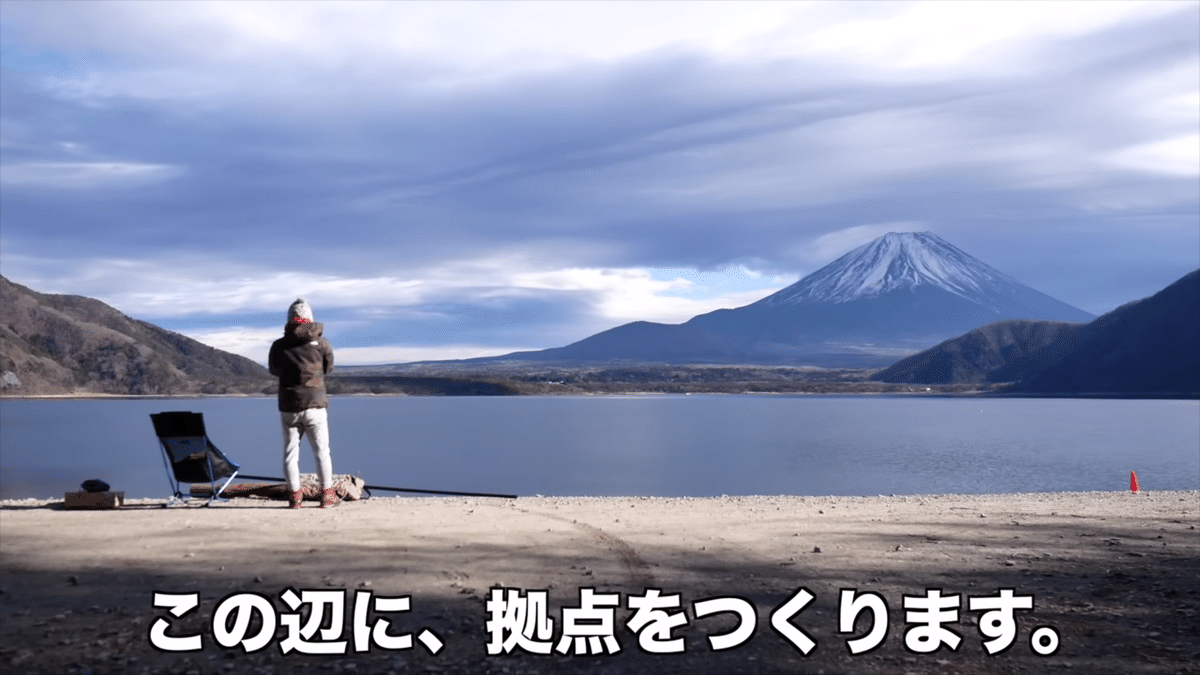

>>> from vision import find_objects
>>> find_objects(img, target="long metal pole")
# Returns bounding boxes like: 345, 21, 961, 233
236, 474, 517, 499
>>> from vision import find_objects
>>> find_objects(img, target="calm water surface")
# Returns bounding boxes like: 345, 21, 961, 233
1, 396, 1196, 499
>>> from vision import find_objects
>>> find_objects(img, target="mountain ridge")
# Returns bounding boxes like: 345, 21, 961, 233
0, 275, 272, 395
459, 232, 1094, 367
872, 269, 1199, 395
869, 320, 1085, 385
1008, 269, 1199, 395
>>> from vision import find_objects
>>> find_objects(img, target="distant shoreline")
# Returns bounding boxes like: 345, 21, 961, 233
3, 390, 1197, 401
6, 360, 1196, 399
0, 393, 270, 401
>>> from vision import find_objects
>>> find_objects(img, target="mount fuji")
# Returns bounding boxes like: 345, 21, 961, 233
477, 232, 1095, 367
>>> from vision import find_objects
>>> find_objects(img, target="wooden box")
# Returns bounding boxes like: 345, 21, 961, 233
63, 490, 125, 510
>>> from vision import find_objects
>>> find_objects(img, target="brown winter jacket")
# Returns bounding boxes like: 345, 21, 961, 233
268, 321, 334, 412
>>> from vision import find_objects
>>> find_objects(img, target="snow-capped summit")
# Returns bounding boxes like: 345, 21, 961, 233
469, 231, 1095, 367
758, 232, 1023, 306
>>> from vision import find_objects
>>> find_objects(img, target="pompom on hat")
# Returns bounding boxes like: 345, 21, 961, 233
287, 298, 314, 323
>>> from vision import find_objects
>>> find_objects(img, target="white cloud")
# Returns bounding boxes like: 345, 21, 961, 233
1121, 67, 1200, 131
786, 0, 1182, 75
10, 1, 1187, 103
0, 255, 414, 316
333, 344, 531, 366
0, 161, 182, 188
5, 2, 805, 69
180, 327, 280, 365
38, 68, 228, 104
1103, 134, 1200, 177
177, 328, 526, 366
794, 222, 927, 267
3, 252, 785, 331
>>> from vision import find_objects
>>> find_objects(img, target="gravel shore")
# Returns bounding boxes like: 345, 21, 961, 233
2, 490, 1197, 674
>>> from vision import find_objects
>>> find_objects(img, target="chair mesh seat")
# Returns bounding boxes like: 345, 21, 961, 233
151, 411, 241, 506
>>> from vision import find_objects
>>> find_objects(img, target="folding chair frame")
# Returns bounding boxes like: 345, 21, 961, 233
151, 412, 241, 507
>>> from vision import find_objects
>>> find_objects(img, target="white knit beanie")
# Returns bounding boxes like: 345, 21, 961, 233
287, 298, 314, 322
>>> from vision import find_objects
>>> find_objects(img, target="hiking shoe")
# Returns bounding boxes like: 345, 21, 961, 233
289, 490, 304, 509
321, 487, 339, 508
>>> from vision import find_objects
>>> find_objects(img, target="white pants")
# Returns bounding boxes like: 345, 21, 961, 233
281, 408, 333, 491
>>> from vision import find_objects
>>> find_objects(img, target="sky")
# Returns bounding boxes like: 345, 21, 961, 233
1, 1, 1197, 366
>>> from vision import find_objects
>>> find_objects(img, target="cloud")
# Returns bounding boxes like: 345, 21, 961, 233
797, 223, 929, 268
181, 326, 280, 365
1, 160, 182, 188
178, 326, 529, 367
1, 1, 1197, 364
783, 1, 1184, 75
332, 344, 531, 366
1103, 134, 1200, 177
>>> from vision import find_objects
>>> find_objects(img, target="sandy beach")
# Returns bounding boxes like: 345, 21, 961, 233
1, 490, 1197, 674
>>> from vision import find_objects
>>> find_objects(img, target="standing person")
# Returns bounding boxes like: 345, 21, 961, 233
268, 298, 338, 508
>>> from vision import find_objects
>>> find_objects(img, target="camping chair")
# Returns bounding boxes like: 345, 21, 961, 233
150, 411, 241, 506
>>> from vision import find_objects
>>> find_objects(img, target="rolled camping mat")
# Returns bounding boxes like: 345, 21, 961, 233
190, 474, 365, 501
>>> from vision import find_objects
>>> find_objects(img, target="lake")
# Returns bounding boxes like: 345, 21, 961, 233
1, 395, 1197, 500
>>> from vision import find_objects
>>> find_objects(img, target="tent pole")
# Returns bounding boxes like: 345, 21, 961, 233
236, 474, 517, 499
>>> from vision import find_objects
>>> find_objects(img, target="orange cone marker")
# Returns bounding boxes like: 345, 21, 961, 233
1130, 470, 1139, 493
